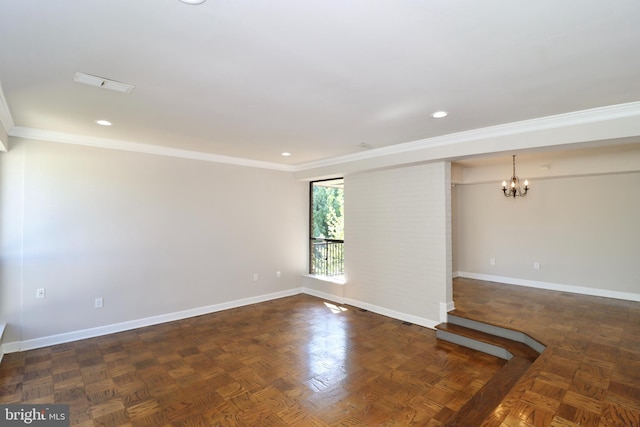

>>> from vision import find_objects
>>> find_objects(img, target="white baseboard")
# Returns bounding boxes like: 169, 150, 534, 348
2, 288, 301, 354
301, 287, 346, 305
456, 271, 640, 302
440, 301, 455, 323
302, 286, 441, 329
342, 298, 440, 330
2, 286, 449, 357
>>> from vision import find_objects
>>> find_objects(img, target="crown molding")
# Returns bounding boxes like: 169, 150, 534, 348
0, 81, 15, 152
5, 100, 640, 172
292, 101, 640, 172
9, 127, 295, 172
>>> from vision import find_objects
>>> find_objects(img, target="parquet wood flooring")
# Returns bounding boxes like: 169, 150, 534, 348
452, 278, 640, 427
1, 294, 505, 426
2, 279, 639, 426
445, 355, 533, 427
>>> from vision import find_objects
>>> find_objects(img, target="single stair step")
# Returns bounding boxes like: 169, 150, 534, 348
448, 313, 546, 354
436, 323, 539, 361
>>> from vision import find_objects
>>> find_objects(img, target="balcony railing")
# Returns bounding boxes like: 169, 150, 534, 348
310, 238, 344, 277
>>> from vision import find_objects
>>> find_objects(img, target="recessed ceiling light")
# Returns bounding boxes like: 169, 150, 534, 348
179, 0, 206, 4
281, 152, 292, 157
95, 120, 112, 126
431, 110, 448, 119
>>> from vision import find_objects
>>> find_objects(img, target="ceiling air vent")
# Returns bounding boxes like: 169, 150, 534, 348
73, 72, 135, 94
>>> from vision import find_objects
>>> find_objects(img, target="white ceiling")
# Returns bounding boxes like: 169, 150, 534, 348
1, 0, 640, 166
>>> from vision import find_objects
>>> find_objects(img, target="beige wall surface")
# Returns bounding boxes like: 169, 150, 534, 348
1, 138, 307, 346
4, 132, 639, 352
455, 172, 640, 296
344, 162, 452, 325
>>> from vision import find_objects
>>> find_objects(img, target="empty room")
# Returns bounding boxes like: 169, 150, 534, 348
1, 1, 639, 426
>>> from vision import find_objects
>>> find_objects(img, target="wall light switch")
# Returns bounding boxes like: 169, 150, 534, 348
276, 271, 281, 278
534, 262, 541, 270
95, 297, 103, 308
36, 288, 46, 298
253, 273, 259, 282
490, 258, 496, 266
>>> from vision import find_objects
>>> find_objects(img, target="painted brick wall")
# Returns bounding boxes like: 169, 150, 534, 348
344, 162, 452, 325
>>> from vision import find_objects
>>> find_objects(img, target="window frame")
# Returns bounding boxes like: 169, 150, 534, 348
309, 178, 344, 276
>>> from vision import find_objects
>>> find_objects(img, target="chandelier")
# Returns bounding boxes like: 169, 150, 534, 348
501, 155, 529, 198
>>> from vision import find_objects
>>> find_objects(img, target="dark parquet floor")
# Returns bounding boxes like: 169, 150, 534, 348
452, 278, 640, 427
1, 278, 639, 426
0, 293, 503, 426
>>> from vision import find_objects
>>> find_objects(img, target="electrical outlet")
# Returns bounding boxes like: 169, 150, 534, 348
95, 297, 103, 308
36, 288, 46, 298
276, 271, 281, 278
253, 273, 259, 282
490, 258, 496, 266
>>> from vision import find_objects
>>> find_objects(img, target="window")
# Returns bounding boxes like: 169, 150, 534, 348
309, 178, 344, 277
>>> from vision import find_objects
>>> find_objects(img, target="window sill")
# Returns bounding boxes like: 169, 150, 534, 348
302, 274, 346, 285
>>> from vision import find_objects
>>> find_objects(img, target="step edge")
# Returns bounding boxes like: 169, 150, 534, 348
448, 314, 546, 354
437, 323, 537, 359
436, 329, 513, 361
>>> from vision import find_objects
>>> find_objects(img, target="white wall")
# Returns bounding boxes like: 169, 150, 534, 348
455, 172, 640, 299
0, 124, 7, 151
0, 140, 25, 355
343, 162, 452, 327
1, 138, 308, 349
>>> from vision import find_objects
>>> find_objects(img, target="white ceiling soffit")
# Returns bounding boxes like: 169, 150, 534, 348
293, 101, 640, 171
1, 1, 640, 166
